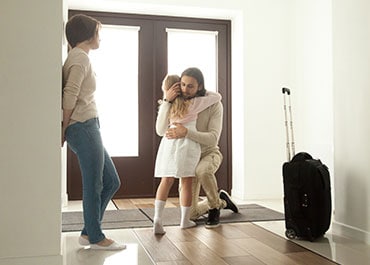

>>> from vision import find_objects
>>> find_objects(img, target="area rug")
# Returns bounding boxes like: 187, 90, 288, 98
62, 204, 284, 232
62, 209, 152, 232
140, 204, 285, 226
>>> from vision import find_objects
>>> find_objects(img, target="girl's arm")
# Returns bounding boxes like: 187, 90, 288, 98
156, 81, 180, 136
155, 101, 172, 136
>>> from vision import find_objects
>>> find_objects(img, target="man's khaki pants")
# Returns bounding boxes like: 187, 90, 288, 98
189, 150, 226, 220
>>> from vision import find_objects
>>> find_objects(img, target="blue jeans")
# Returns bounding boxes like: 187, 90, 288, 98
65, 118, 121, 243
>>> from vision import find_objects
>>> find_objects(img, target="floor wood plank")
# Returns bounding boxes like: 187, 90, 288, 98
230, 223, 307, 254
114, 198, 179, 210
156, 261, 193, 265
134, 228, 189, 263
185, 226, 250, 257
172, 240, 229, 265
211, 223, 253, 239
222, 255, 266, 265
233, 237, 301, 265
161, 226, 198, 243
286, 252, 339, 265
112, 198, 137, 209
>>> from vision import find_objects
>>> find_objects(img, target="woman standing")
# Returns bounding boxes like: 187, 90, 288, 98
62, 14, 125, 250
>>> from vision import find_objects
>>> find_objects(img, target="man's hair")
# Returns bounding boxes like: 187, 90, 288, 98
65, 14, 101, 48
181, 67, 206, 97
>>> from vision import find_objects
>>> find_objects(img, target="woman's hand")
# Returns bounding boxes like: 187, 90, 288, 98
61, 124, 67, 147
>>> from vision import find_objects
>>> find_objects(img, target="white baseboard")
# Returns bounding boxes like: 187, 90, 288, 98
230, 188, 245, 200
61, 193, 68, 208
332, 220, 370, 245
231, 188, 282, 201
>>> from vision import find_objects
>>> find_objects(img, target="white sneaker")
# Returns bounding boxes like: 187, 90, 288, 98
90, 241, 126, 251
78, 236, 90, 246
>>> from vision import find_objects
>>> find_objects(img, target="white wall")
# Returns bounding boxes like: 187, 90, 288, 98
0, 1, 63, 264
61, 0, 69, 209
244, 0, 334, 200
242, 0, 295, 199
332, 0, 370, 244
292, 1, 333, 168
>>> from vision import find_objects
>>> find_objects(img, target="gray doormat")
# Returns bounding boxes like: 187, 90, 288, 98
62, 204, 284, 232
140, 204, 285, 226
62, 209, 152, 232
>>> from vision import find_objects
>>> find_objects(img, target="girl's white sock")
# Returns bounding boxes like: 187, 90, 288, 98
180, 206, 197, 229
153, 200, 166, 234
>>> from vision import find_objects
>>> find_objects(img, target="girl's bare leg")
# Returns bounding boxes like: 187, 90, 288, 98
155, 177, 174, 201
154, 177, 174, 234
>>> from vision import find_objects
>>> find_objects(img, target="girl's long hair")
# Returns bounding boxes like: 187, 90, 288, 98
162, 74, 190, 119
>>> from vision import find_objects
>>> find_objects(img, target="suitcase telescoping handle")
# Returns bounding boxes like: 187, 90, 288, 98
282, 87, 295, 161
282, 87, 290, 95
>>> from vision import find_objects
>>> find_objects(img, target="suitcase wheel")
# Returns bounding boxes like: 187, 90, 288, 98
285, 228, 297, 239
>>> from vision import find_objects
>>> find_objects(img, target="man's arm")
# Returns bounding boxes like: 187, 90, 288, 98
167, 102, 223, 147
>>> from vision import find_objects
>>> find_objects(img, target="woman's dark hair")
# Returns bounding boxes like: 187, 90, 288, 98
65, 14, 101, 48
181, 67, 206, 96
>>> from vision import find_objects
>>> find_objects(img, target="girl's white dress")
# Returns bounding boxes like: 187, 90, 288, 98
155, 120, 200, 177
154, 91, 221, 178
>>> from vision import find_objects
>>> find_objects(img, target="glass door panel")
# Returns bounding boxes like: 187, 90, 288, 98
90, 25, 140, 157
167, 28, 218, 92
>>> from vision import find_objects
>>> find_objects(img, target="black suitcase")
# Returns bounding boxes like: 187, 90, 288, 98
281, 88, 332, 241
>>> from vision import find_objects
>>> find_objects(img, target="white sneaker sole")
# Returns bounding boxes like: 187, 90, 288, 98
90, 242, 126, 251
205, 223, 220, 229
78, 236, 90, 246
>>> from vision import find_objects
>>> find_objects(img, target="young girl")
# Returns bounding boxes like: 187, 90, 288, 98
153, 74, 222, 234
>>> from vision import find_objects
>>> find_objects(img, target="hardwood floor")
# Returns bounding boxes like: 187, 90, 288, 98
113, 197, 180, 210
132, 223, 337, 265
112, 198, 338, 265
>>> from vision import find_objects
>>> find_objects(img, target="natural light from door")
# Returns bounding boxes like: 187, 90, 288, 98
88, 26, 218, 157
90, 24, 140, 157
167, 28, 218, 92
